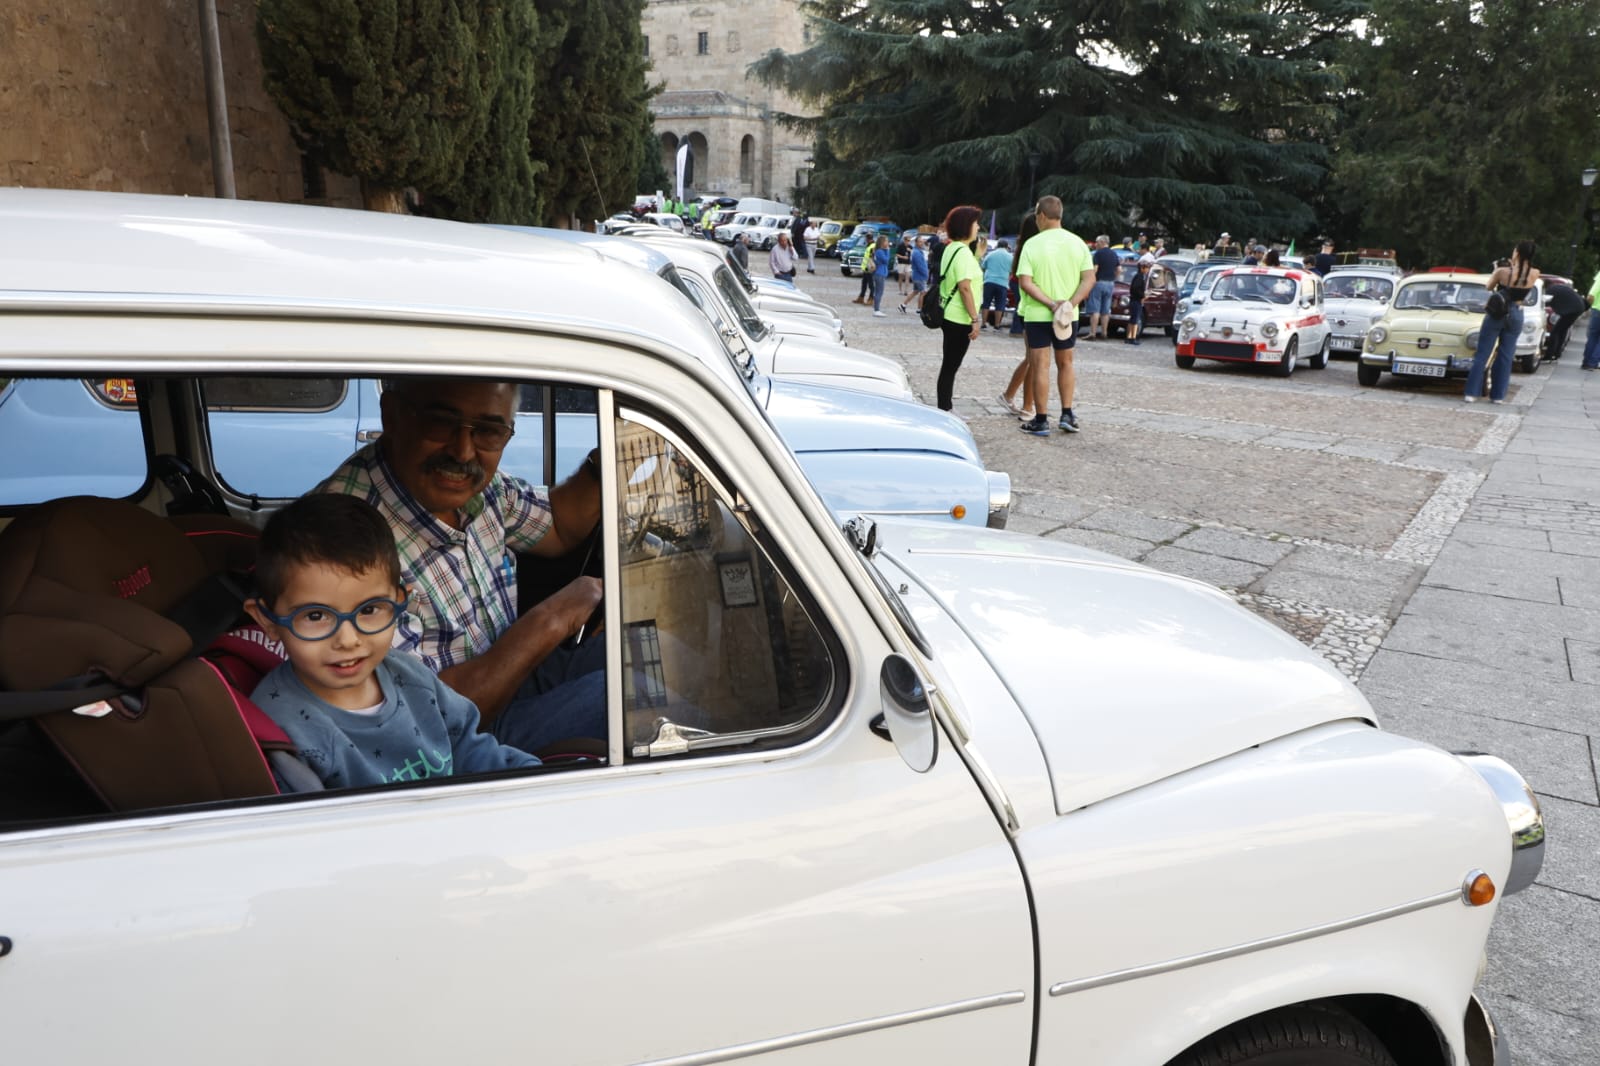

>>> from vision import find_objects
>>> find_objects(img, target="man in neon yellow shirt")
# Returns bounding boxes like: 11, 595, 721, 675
1581, 271, 1600, 369
1016, 196, 1096, 435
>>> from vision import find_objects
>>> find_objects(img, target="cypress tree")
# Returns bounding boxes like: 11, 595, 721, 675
754, 0, 1359, 241
530, 0, 655, 228
257, 0, 508, 213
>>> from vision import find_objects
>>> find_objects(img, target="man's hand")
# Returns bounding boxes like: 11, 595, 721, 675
545, 576, 603, 639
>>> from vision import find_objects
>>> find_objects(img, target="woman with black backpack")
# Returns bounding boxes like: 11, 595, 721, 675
1465, 240, 1540, 404
931, 205, 983, 412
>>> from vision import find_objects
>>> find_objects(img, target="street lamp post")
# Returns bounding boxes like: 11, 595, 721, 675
1027, 153, 1042, 212
1566, 165, 1598, 278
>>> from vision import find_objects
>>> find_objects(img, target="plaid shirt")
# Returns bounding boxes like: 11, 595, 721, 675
319, 443, 553, 671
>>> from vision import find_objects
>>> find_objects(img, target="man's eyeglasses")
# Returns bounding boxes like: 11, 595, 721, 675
258, 593, 410, 642
406, 401, 515, 451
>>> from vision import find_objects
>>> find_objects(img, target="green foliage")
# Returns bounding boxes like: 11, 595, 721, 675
637, 101, 672, 195
257, 0, 507, 208
530, 0, 655, 224
754, 0, 1364, 241
1332, 0, 1600, 271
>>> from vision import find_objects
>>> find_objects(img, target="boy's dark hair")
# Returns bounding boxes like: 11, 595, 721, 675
255, 494, 403, 606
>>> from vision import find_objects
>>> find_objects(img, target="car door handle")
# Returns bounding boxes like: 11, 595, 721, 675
356, 429, 383, 442
0, 936, 12, 958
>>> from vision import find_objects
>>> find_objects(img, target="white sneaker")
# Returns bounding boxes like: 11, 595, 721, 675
873, 310, 887, 317
1463, 396, 1477, 403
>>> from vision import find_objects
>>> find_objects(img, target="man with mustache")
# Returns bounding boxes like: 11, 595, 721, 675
317, 378, 605, 752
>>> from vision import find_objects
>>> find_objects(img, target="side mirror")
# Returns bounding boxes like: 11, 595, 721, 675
878, 654, 937, 772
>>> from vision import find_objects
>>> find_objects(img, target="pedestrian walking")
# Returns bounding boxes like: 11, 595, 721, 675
790, 213, 809, 267
803, 219, 820, 274
1125, 260, 1149, 346
1016, 196, 1096, 436
1543, 279, 1585, 361
731, 232, 750, 270
1579, 270, 1600, 371
1465, 240, 1540, 402
770, 231, 797, 282
1086, 236, 1120, 340
870, 234, 893, 315
898, 236, 930, 314
933, 205, 983, 411
853, 238, 875, 304
980, 239, 1013, 331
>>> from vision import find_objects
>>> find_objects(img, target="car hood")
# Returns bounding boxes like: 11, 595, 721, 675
1323, 298, 1387, 328
870, 523, 1370, 814
764, 379, 978, 460
1381, 309, 1477, 338
1187, 301, 1297, 330
769, 337, 912, 400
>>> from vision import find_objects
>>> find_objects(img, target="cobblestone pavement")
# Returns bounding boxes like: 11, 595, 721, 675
796, 265, 1597, 1064
804, 269, 1532, 677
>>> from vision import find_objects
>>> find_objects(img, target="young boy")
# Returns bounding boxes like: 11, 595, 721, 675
245, 493, 540, 792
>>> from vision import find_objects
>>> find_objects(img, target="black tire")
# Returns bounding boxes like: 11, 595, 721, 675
1176, 353, 1196, 369
1309, 335, 1331, 370
1165, 324, 1179, 338
1169, 1007, 1397, 1066
1276, 337, 1298, 377
1519, 343, 1538, 373
1357, 362, 1382, 387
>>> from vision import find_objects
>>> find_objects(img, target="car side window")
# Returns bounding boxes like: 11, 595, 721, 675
611, 405, 842, 760
0, 378, 148, 506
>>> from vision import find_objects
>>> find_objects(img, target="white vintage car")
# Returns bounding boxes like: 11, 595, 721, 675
0, 191, 1538, 1066
1175, 266, 1333, 376
1323, 267, 1399, 358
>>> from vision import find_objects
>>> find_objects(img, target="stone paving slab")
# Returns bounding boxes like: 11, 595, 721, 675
1451, 519, 1551, 550
1256, 545, 1422, 617
1074, 505, 1193, 544
1485, 992, 1600, 1066
1384, 588, 1598, 680
1365, 692, 1598, 805
1041, 526, 1155, 560
1533, 796, 1600, 898
1420, 541, 1577, 605
1550, 532, 1600, 558
1172, 526, 1297, 565
1567, 638, 1600, 684
1010, 491, 1100, 525
1360, 648, 1600, 736
1480, 886, 1600, 1028
1141, 546, 1267, 590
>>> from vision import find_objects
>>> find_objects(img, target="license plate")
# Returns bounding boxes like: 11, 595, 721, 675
1394, 361, 1446, 378
1332, 334, 1360, 346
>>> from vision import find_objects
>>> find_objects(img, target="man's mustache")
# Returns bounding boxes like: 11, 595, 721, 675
422, 453, 486, 482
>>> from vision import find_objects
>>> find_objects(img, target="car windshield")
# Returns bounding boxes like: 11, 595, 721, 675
714, 265, 770, 339
1326, 276, 1395, 301
1394, 280, 1489, 313
1210, 273, 1297, 304
1116, 263, 1139, 284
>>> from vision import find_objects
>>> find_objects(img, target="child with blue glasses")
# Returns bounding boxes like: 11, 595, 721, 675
245, 493, 539, 792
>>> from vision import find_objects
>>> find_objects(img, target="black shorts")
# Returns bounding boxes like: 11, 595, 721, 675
1023, 321, 1077, 351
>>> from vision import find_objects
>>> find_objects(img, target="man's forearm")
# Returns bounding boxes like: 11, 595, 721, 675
437, 602, 571, 722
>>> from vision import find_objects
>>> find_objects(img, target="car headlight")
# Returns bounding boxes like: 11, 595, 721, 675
1181, 317, 1197, 332
1465, 329, 1480, 350
1368, 325, 1388, 345
1260, 322, 1280, 339
1522, 319, 1535, 336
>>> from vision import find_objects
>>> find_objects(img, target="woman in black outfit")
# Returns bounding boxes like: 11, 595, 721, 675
934, 204, 983, 412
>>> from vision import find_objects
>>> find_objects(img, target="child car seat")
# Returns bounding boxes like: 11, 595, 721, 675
0, 496, 298, 812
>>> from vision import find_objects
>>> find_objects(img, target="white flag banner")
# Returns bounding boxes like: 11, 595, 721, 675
675, 143, 690, 202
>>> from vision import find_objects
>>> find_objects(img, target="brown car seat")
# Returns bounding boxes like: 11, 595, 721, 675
0, 496, 291, 812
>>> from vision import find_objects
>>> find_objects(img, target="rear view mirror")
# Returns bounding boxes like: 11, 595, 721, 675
878, 654, 936, 772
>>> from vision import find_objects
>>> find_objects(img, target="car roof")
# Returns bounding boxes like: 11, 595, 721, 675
490, 224, 674, 275
1399, 271, 1490, 284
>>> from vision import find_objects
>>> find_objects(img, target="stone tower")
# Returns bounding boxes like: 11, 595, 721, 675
642, 0, 813, 203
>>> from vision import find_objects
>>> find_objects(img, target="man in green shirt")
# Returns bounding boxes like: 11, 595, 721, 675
1581, 272, 1600, 369
1016, 196, 1096, 435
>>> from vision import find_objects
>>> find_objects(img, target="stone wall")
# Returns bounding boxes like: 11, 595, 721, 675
0, 0, 358, 206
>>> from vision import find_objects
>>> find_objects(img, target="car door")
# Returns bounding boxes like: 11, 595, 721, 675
0, 367, 1035, 1065
1144, 265, 1177, 328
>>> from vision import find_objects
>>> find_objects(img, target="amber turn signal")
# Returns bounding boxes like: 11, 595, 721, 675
950, 504, 967, 521
1462, 870, 1496, 907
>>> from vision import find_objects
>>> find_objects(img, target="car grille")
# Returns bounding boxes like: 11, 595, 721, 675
1194, 340, 1254, 358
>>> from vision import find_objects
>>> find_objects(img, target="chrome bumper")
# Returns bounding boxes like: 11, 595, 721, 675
1457, 753, 1545, 894
985, 470, 1012, 529
1464, 994, 1508, 1066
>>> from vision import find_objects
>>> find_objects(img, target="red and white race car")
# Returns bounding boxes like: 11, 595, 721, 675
1174, 267, 1332, 377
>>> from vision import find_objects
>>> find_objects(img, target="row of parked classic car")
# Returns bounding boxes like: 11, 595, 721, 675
0, 189, 1538, 1066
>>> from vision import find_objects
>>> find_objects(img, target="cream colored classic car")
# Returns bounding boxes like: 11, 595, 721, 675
1359, 271, 1545, 387
0, 191, 1536, 1066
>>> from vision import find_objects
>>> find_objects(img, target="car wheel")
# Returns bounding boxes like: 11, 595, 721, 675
1168, 1008, 1397, 1066
1520, 343, 1538, 373
1176, 353, 1196, 369
1165, 325, 1179, 338
1310, 334, 1331, 370
1275, 337, 1298, 377
1357, 362, 1382, 387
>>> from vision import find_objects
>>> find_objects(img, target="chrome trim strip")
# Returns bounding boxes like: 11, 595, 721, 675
1048, 889, 1460, 997
629, 991, 1027, 1066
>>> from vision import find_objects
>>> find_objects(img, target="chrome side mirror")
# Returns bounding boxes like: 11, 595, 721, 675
878, 654, 936, 772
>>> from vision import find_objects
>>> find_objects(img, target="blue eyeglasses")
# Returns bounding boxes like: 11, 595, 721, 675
259, 592, 409, 642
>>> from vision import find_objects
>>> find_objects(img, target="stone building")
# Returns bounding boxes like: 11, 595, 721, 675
0, 1, 358, 207
642, 0, 813, 203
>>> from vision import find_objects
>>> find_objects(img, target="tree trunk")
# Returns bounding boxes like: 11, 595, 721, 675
362, 181, 407, 214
